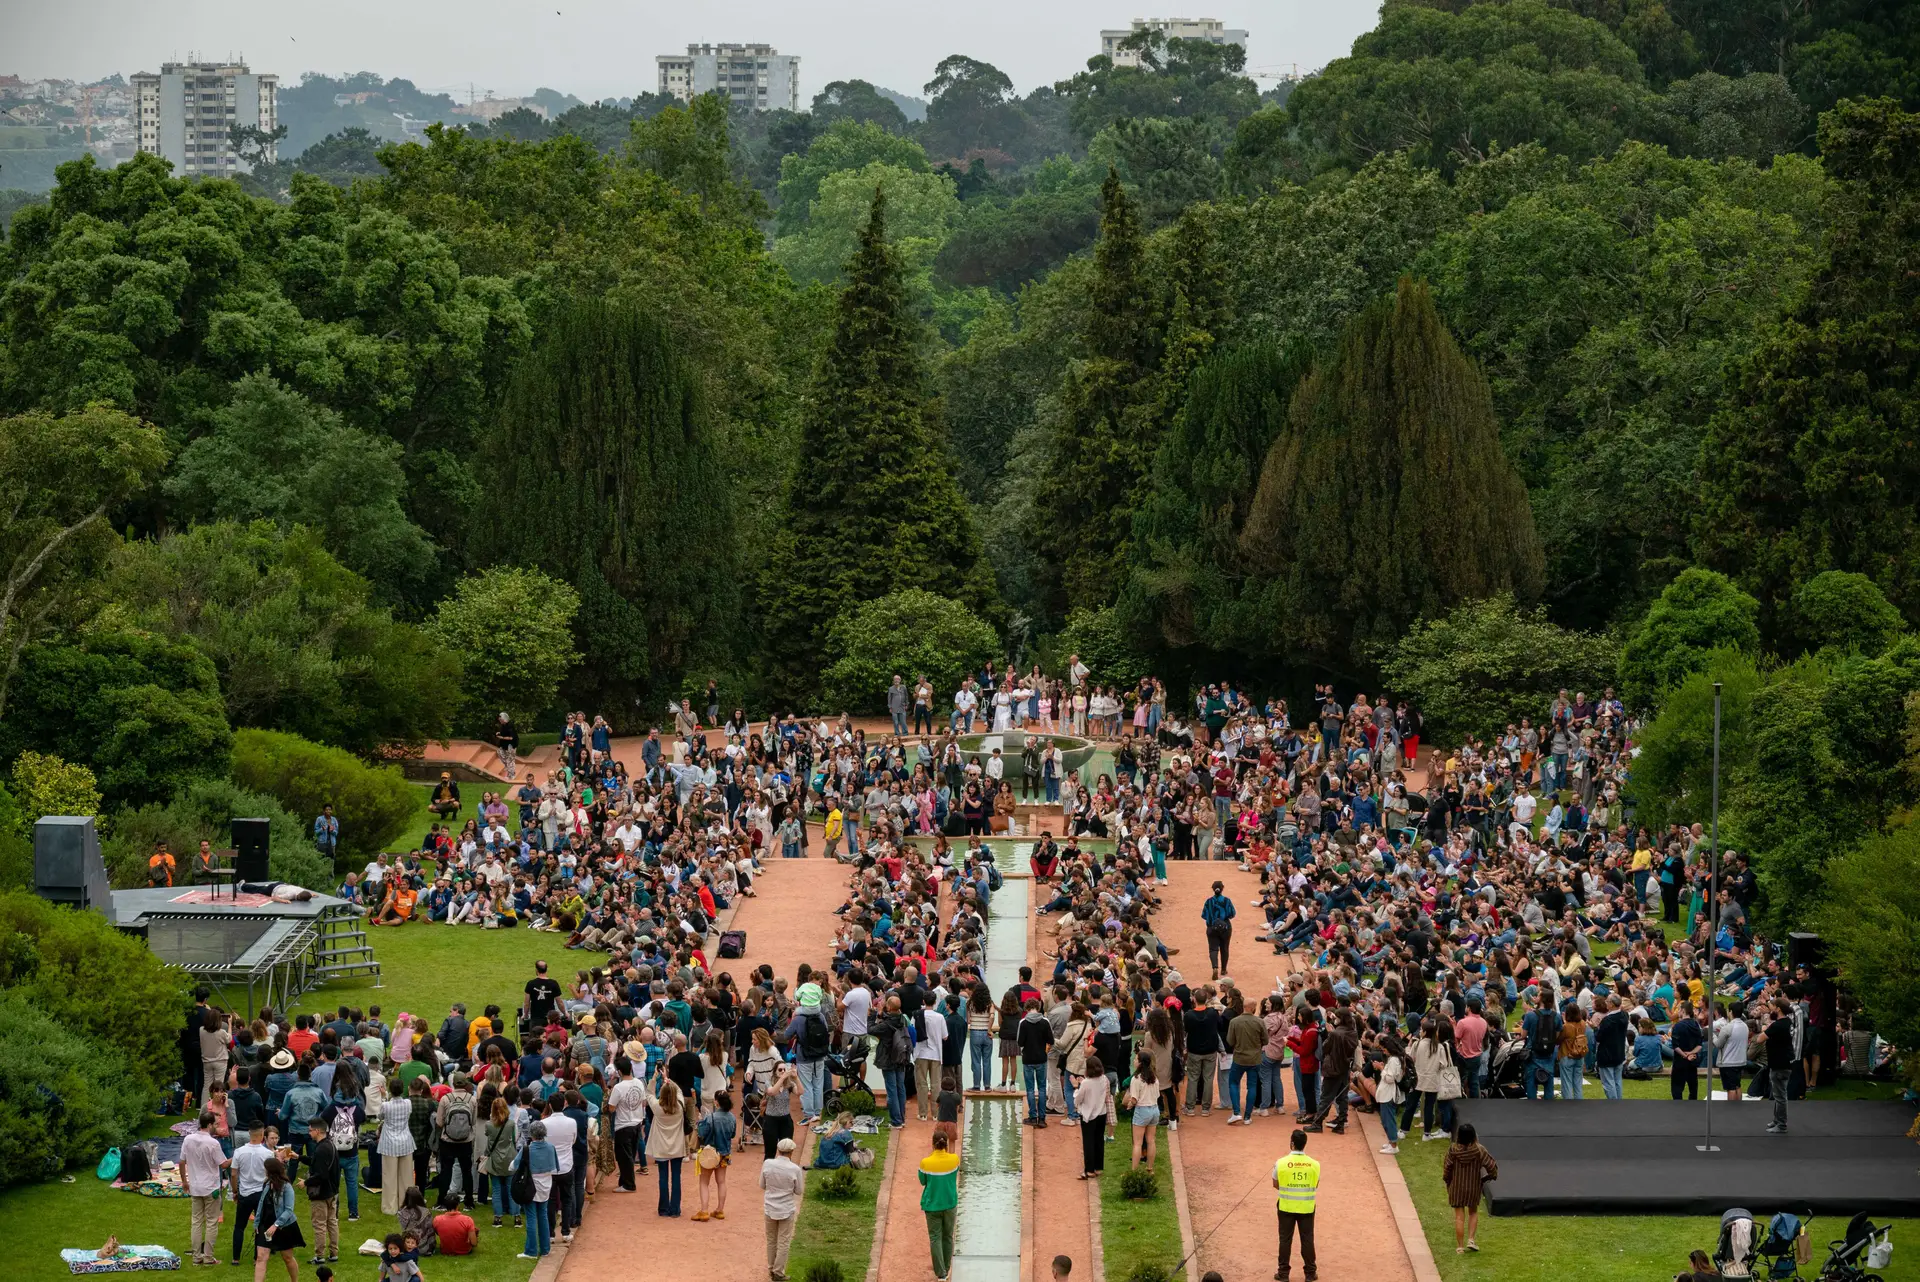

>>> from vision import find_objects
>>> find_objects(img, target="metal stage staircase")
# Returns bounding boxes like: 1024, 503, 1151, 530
311, 905, 382, 986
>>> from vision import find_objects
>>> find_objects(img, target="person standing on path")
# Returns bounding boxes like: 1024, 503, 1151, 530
761, 1137, 805, 1281
920, 1130, 962, 1282
1075, 1055, 1111, 1177
1274, 1127, 1320, 1282
1306, 1007, 1357, 1134
1203, 881, 1236, 979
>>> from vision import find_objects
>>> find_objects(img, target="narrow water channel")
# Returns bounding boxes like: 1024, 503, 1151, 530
950, 869, 1030, 1282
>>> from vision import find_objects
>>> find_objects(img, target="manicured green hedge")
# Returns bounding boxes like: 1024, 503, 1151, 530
230, 728, 415, 858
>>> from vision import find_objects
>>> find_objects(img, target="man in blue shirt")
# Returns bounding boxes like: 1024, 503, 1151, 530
1202, 881, 1236, 979
313, 806, 339, 862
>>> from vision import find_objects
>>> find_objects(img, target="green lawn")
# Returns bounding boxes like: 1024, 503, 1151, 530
390, 782, 442, 856
304, 917, 564, 1030
0, 918, 579, 1280
788, 1125, 893, 1279
1394, 1090, 1920, 1282
0, 1112, 538, 1282
1103, 1122, 1184, 1282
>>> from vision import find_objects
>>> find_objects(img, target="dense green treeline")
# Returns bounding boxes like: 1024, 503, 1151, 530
3, 5, 1920, 995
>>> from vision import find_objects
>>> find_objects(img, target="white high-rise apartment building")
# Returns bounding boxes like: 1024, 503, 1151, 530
655, 44, 800, 113
1099, 18, 1249, 67
132, 60, 278, 176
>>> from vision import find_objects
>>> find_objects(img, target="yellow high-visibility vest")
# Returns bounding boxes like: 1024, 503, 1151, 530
1276, 1152, 1321, 1214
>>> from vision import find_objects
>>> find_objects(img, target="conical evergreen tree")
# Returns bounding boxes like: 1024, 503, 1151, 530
1123, 337, 1314, 649
1029, 171, 1165, 616
477, 296, 737, 723
761, 187, 991, 705
1239, 277, 1543, 667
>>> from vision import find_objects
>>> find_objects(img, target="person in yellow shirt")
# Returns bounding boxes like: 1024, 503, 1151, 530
1273, 1128, 1320, 1281
823, 805, 845, 860
919, 1131, 961, 1281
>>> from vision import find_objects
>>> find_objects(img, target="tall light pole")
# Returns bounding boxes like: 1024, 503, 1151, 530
1698, 679, 1722, 1153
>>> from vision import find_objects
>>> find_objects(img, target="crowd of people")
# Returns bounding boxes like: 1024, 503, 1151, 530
160, 664, 1866, 1282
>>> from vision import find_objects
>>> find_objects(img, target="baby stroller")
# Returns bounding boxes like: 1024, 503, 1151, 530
1720, 1208, 1812, 1281
1485, 1038, 1529, 1099
822, 1044, 871, 1116
1818, 1212, 1892, 1282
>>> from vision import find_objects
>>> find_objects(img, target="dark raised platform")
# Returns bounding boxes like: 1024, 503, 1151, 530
1453, 1099, 1920, 1217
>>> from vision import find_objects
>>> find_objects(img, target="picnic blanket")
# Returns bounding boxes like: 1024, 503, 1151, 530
60, 1245, 179, 1274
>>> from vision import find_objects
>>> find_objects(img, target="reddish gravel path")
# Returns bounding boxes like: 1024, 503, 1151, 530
1155, 861, 1414, 1282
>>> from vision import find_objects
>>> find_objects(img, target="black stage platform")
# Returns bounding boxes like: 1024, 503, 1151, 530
1452, 1099, 1920, 1217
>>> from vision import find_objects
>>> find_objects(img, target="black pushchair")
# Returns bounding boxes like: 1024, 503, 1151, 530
1485, 1038, 1528, 1099
1819, 1212, 1892, 1282
822, 1045, 871, 1116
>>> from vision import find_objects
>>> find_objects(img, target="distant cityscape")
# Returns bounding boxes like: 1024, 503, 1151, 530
0, 17, 1276, 194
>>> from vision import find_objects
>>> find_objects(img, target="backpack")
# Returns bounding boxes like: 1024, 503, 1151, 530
509, 1147, 535, 1209
888, 1020, 913, 1066
1529, 1010, 1560, 1059
1567, 1024, 1589, 1058
717, 929, 747, 959
442, 1097, 475, 1143
800, 1012, 831, 1059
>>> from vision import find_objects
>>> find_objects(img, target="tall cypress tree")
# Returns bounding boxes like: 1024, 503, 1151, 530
477, 296, 736, 723
1239, 277, 1544, 668
1123, 337, 1314, 649
761, 188, 991, 705
1029, 171, 1163, 617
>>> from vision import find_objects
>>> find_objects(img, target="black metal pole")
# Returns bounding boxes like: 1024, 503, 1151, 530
1700, 680, 1722, 1152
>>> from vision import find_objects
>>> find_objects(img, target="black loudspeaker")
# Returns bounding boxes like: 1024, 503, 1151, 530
1788, 932, 1825, 973
233, 817, 271, 882
34, 815, 112, 911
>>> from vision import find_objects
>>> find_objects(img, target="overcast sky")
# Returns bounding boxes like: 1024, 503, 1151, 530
11, 0, 1382, 102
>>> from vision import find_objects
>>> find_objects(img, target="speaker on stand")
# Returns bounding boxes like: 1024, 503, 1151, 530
232, 817, 271, 884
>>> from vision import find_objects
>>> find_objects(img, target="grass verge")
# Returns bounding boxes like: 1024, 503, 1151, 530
1102, 1122, 1184, 1282
788, 1125, 893, 1280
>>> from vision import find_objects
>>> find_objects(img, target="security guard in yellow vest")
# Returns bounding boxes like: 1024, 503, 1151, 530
1273, 1128, 1321, 1281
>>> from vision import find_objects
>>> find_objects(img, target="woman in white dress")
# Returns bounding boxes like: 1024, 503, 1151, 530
992, 686, 1014, 732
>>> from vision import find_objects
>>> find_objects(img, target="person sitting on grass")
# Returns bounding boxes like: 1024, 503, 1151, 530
807, 1114, 858, 1170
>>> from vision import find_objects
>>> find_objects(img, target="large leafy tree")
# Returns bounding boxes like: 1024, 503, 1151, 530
104, 522, 459, 753
166, 374, 436, 608
1379, 594, 1620, 744
761, 189, 993, 705
1055, 31, 1262, 142
774, 163, 959, 285
1239, 278, 1544, 669
1, 156, 526, 459
1421, 142, 1827, 624
1285, 1, 1656, 174
774, 120, 931, 239
423, 567, 581, 731
1616, 567, 1761, 707
476, 297, 736, 722
811, 81, 911, 135
0, 405, 168, 719
1697, 98, 1920, 635
920, 56, 1026, 163
0, 628, 232, 807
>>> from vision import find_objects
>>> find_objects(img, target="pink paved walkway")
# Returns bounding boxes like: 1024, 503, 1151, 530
556, 857, 848, 1282
1156, 861, 1415, 1282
